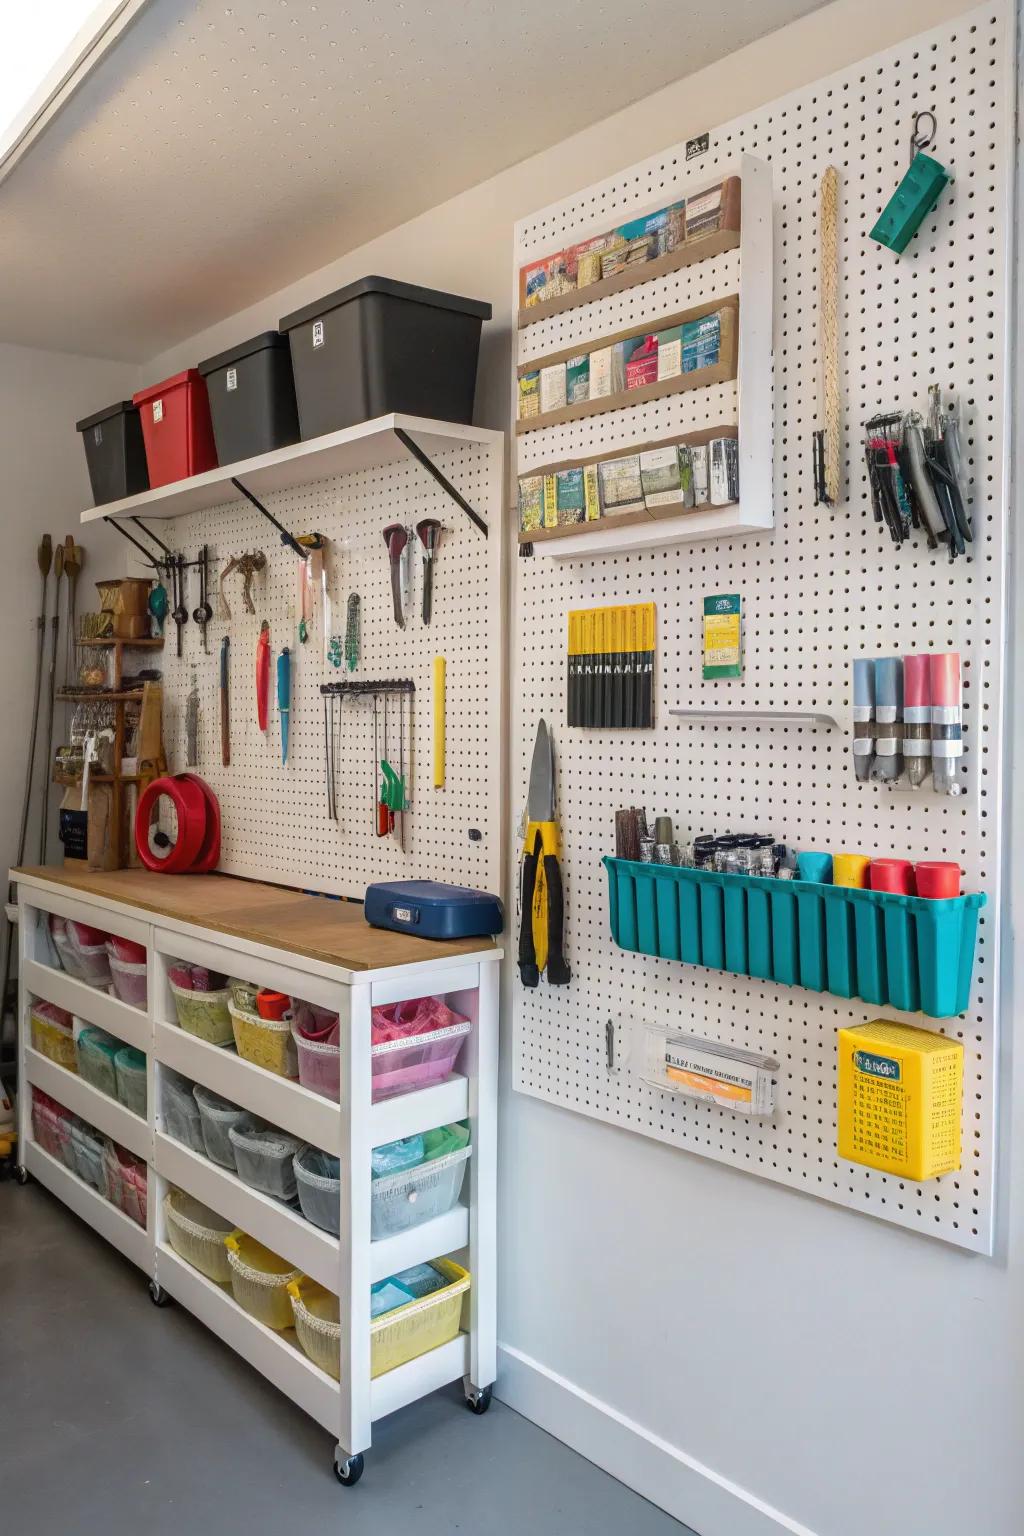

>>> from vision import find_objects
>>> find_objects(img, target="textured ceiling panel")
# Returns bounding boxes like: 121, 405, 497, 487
0, 0, 824, 359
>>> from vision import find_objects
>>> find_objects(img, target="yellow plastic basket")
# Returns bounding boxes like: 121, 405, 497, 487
288, 1278, 341, 1379
169, 980, 234, 1046
228, 999, 298, 1079
164, 1189, 235, 1283
30, 1007, 78, 1071
288, 1261, 470, 1381
224, 1231, 301, 1330
371, 1259, 469, 1378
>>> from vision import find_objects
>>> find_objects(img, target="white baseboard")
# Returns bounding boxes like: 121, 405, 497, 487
495, 1344, 817, 1536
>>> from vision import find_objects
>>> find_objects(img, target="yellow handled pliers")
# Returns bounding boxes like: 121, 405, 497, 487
519, 721, 571, 987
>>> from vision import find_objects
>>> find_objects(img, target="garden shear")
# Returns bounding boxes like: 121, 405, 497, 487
518, 719, 570, 987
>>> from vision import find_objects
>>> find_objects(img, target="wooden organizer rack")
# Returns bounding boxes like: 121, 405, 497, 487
57, 635, 164, 868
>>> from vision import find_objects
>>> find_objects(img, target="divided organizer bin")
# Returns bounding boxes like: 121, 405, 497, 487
604, 857, 985, 1018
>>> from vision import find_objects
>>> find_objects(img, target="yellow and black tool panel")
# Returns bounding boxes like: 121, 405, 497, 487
567, 603, 655, 728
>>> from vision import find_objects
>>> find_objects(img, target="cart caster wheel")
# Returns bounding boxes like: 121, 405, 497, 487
148, 1281, 172, 1308
334, 1451, 364, 1487
14, 1165, 29, 1186
465, 1385, 492, 1415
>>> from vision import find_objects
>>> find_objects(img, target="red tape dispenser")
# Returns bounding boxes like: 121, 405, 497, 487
134, 773, 221, 874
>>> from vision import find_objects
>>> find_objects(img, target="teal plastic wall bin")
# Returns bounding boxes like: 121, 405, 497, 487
603, 858, 985, 1019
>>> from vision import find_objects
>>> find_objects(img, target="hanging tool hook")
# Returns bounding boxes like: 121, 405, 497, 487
910, 109, 936, 160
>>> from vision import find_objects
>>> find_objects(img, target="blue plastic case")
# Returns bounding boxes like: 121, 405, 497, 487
364, 880, 503, 940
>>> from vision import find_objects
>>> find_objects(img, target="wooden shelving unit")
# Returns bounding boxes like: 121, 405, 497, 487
516, 298, 737, 436
57, 634, 164, 866
516, 226, 740, 328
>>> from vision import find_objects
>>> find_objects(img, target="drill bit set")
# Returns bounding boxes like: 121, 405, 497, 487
863, 387, 971, 560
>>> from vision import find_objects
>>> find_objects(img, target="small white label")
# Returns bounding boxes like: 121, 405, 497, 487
226, 366, 238, 392
393, 905, 413, 923
93, 424, 103, 445
152, 398, 164, 423
312, 319, 325, 348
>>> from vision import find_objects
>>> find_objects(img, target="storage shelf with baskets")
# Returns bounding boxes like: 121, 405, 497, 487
13, 867, 500, 1487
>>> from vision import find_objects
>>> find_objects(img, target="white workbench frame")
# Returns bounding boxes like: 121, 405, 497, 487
13, 870, 500, 1480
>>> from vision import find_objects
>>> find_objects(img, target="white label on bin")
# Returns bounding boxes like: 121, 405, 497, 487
93, 425, 103, 445
393, 906, 412, 923
312, 319, 325, 348
152, 398, 164, 423
226, 367, 237, 391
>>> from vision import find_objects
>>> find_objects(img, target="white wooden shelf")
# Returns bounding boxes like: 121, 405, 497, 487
370, 1332, 470, 1423
155, 1132, 339, 1291
25, 1048, 150, 1161
80, 414, 502, 525
153, 1020, 343, 1155
527, 502, 759, 557
23, 957, 150, 1052
155, 1244, 340, 1431
24, 1138, 152, 1272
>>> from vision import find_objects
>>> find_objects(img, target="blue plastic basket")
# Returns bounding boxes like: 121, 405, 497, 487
604, 857, 985, 1019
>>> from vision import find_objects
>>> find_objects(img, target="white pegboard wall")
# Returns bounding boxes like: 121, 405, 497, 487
510, 3, 1011, 1252
151, 437, 503, 902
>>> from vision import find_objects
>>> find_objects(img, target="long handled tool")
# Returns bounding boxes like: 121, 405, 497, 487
383, 524, 408, 628
256, 621, 271, 732
171, 553, 189, 656
220, 635, 231, 766
192, 544, 212, 653
416, 519, 442, 624
63, 535, 83, 683
278, 646, 291, 764
0, 536, 53, 1030
39, 543, 64, 861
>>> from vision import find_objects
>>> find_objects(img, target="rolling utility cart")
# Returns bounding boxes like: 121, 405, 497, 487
13, 866, 499, 1486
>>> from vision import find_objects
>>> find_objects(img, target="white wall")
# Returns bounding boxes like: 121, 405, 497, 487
0, 342, 137, 882
138, 2, 1022, 1533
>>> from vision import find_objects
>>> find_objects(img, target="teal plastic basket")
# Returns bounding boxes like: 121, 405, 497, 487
604, 857, 985, 1019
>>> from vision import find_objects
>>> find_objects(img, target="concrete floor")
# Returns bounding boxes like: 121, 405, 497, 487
0, 1179, 691, 1534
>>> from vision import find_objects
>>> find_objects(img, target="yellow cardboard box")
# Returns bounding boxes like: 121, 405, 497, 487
837, 1020, 963, 1180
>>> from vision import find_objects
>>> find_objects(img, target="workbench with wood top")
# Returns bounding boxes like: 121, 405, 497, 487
12, 864, 501, 1486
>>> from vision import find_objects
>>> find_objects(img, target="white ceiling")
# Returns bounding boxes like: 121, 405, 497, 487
0, 0, 825, 361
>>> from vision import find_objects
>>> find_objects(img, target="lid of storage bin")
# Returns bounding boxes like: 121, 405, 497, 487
280, 276, 491, 333
198, 330, 290, 377
132, 369, 203, 406
76, 400, 140, 433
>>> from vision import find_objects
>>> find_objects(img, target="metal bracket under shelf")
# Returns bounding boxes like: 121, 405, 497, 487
394, 428, 488, 537
669, 707, 839, 728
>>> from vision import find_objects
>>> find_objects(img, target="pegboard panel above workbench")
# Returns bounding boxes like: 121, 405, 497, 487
510, 3, 1012, 1253
148, 430, 503, 902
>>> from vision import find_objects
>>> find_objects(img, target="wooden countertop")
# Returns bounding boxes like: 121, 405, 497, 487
14, 867, 497, 973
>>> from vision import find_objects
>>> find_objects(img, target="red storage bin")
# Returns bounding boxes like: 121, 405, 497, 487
133, 369, 218, 487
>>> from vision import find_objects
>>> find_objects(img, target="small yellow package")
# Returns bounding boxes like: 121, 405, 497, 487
838, 1020, 963, 1180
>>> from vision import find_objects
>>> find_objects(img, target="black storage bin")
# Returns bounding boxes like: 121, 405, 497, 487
198, 330, 300, 465
279, 277, 491, 439
76, 401, 149, 506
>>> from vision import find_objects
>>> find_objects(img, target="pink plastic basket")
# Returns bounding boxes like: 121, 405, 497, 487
108, 953, 148, 1009
371, 1020, 471, 1099
292, 1013, 472, 1101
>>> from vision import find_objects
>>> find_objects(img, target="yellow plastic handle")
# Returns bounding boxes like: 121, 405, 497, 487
433, 655, 446, 788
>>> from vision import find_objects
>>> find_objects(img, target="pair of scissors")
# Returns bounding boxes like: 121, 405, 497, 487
518, 720, 571, 987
